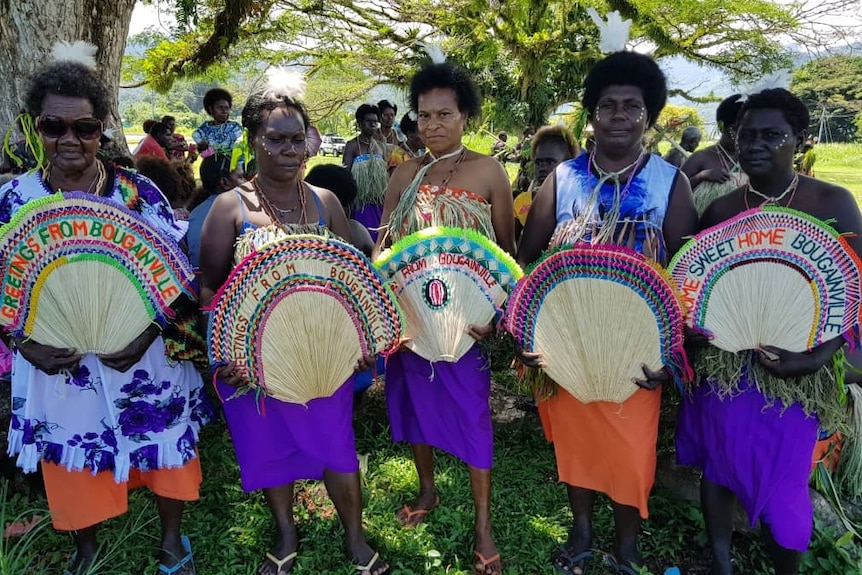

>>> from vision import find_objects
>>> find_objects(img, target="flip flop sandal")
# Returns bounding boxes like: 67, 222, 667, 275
354, 551, 389, 574
396, 495, 440, 528
473, 550, 502, 575
264, 551, 298, 575
157, 535, 194, 575
552, 547, 600, 575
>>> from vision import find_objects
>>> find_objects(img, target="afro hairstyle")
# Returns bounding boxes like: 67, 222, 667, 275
203, 88, 233, 115
355, 104, 380, 125
716, 94, 745, 132
25, 61, 111, 121
305, 164, 358, 211
409, 62, 481, 120
582, 51, 667, 128
531, 125, 579, 160
377, 99, 398, 115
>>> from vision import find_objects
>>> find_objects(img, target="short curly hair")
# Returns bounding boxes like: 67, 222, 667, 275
377, 99, 397, 115
355, 104, 380, 125
738, 88, 810, 135
716, 94, 744, 131
582, 52, 667, 128
241, 91, 310, 139
203, 88, 233, 115
305, 164, 358, 211
531, 126, 579, 160
399, 113, 418, 135
409, 63, 481, 120
134, 156, 185, 206
25, 62, 111, 121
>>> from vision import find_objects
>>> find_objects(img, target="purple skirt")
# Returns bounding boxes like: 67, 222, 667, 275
217, 378, 359, 492
676, 374, 818, 552
385, 347, 493, 469
353, 204, 384, 243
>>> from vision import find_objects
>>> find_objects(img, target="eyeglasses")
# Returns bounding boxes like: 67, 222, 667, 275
37, 115, 103, 140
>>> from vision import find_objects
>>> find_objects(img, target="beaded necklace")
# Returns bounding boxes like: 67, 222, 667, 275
252, 177, 307, 232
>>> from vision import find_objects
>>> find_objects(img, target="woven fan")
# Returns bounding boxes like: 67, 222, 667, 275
668, 205, 862, 353
374, 226, 522, 362
0, 192, 194, 354
208, 235, 403, 405
504, 245, 689, 404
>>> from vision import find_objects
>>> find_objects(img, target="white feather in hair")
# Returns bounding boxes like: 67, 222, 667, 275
263, 67, 307, 101
52, 41, 98, 70
587, 9, 632, 54
420, 42, 447, 64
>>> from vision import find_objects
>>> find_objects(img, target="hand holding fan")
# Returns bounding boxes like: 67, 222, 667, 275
668, 205, 862, 353
374, 226, 522, 363
504, 245, 690, 404
208, 235, 402, 405
0, 192, 194, 354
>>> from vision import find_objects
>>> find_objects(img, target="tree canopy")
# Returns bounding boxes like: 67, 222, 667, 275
126, 0, 830, 129
791, 54, 862, 143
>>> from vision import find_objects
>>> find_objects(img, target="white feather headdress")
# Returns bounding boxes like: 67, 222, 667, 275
262, 67, 307, 102
587, 9, 632, 54
51, 41, 98, 70
420, 42, 447, 64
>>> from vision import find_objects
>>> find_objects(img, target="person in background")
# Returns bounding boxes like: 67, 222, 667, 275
186, 153, 242, 269
513, 125, 578, 241
162, 115, 194, 162
376, 99, 404, 148
492, 131, 508, 160
796, 137, 816, 176
305, 164, 374, 257
342, 104, 388, 242
192, 88, 243, 158
663, 126, 702, 168
130, 118, 157, 156
134, 122, 171, 161
387, 113, 425, 174
681, 94, 747, 216
134, 156, 193, 227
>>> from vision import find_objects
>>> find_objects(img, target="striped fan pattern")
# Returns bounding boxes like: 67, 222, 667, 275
374, 226, 522, 362
505, 245, 690, 404
208, 235, 402, 405
669, 206, 862, 353
0, 192, 194, 353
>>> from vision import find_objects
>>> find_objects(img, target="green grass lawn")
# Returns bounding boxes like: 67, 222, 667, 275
4, 381, 861, 575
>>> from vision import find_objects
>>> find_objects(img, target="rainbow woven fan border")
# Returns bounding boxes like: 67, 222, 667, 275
207, 235, 404, 390
505, 244, 691, 387
0, 191, 195, 336
374, 226, 523, 290
668, 205, 862, 349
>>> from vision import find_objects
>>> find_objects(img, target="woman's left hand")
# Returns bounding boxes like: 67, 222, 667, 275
98, 325, 160, 373
466, 323, 495, 342
756, 345, 824, 379
632, 364, 669, 391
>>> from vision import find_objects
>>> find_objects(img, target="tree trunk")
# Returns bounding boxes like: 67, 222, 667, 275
0, 0, 136, 155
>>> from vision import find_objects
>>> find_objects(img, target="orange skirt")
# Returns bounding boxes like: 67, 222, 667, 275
41, 457, 202, 531
539, 386, 661, 519
812, 433, 843, 473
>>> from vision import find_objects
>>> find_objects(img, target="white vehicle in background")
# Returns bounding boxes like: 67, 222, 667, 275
319, 135, 347, 156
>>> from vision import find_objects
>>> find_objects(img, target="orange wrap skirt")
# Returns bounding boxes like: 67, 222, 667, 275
538, 386, 661, 519
41, 457, 202, 531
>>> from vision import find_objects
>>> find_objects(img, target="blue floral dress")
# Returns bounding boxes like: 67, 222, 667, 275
0, 167, 213, 481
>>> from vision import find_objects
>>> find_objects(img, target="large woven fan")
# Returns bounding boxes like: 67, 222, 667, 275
0, 192, 194, 354
669, 205, 862, 353
505, 245, 689, 404
208, 235, 403, 405
375, 226, 522, 362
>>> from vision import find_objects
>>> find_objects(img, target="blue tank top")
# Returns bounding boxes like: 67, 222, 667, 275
553, 152, 679, 259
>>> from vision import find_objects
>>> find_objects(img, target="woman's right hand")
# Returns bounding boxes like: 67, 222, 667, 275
216, 361, 248, 387
515, 343, 544, 368
13, 337, 81, 375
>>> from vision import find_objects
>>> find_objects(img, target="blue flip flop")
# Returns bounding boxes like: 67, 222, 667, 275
157, 535, 194, 575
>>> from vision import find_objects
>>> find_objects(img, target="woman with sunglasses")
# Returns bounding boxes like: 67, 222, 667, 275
0, 55, 211, 575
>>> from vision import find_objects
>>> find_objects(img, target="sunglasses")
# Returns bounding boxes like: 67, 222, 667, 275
37, 116, 103, 140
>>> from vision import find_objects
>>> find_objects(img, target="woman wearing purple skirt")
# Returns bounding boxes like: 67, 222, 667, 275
676, 89, 862, 575
343, 104, 388, 243
200, 78, 388, 575
375, 61, 515, 575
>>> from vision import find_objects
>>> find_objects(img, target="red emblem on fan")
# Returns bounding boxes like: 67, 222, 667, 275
424, 277, 449, 309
